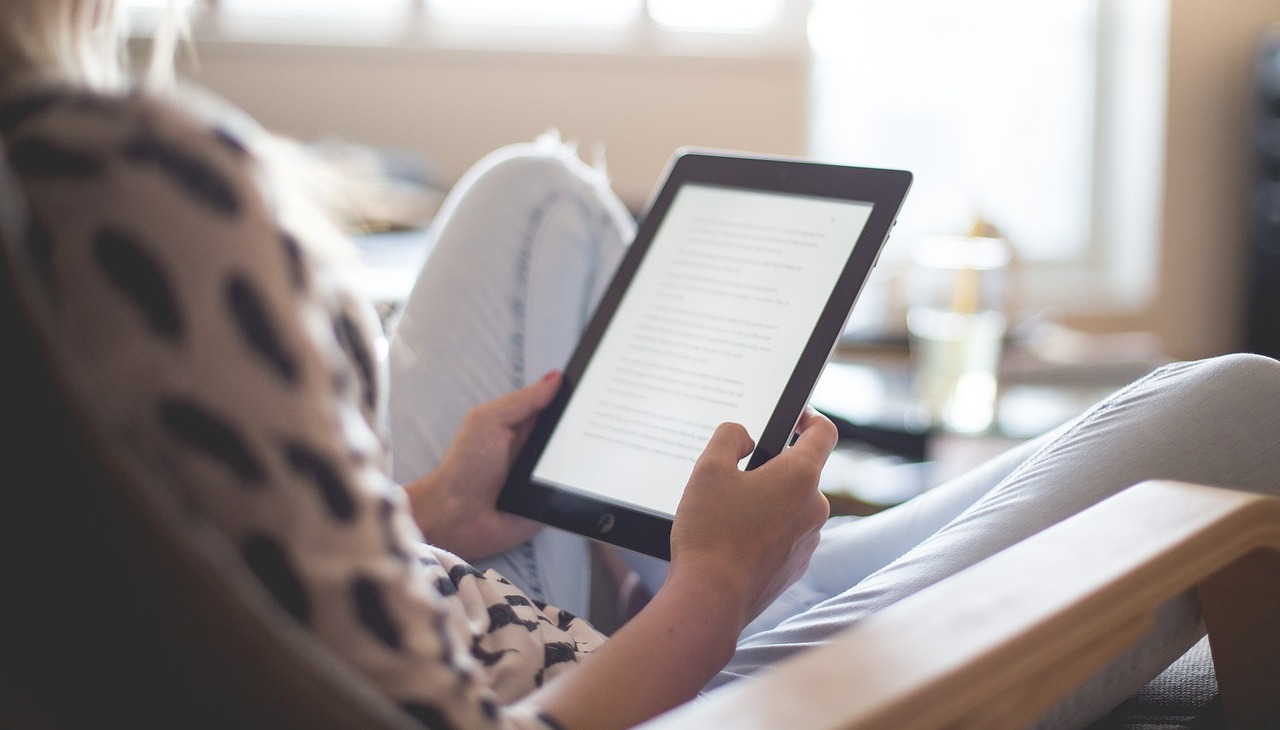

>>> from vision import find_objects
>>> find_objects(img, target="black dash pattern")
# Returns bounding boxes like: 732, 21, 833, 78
554, 609, 577, 632
536, 712, 569, 730
434, 576, 459, 598
479, 696, 499, 723
470, 637, 514, 667
242, 535, 310, 624
534, 642, 579, 689
353, 575, 403, 651
377, 497, 409, 561
334, 309, 377, 411
486, 604, 540, 633
160, 398, 265, 483
124, 134, 240, 216
212, 127, 248, 157
0, 92, 63, 135
94, 228, 183, 340
543, 641, 577, 670
400, 701, 459, 730
448, 564, 484, 588
226, 273, 299, 383
280, 232, 306, 290
282, 441, 356, 522
7, 137, 105, 177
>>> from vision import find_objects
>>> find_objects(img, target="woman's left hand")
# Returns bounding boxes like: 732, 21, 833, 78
405, 372, 561, 560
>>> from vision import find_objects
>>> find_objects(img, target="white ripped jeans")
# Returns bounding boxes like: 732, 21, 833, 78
387, 135, 1280, 728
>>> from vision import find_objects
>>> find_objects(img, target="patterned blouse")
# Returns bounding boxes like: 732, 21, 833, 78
0, 79, 606, 730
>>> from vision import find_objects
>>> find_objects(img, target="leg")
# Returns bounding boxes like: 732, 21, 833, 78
740, 431, 1049, 636
386, 132, 634, 616
622, 364, 1077, 628
716, 354, 1280, 727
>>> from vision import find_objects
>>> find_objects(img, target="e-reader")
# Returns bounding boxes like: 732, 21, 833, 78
498, 149, 912, 559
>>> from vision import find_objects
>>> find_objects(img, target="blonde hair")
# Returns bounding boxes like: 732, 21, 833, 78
0, 0, 377, 246
0, 0, 186, 91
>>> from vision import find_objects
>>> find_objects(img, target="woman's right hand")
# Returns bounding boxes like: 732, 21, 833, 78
521, 409, 837, 730
668, 409, 838, 631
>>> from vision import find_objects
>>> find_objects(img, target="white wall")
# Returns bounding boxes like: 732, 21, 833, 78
184, 40, 808, 211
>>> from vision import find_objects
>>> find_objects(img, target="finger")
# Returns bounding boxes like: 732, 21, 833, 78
697, 422, 755, 466
752, 410, 837, 485
787, 409, 839, 464
810, 491, 832, 527
488, 371, 562, 425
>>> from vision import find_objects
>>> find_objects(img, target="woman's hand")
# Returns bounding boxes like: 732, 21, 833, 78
405, 372, 561, 560
520, 409, 838, 730
668, 409, 838, 631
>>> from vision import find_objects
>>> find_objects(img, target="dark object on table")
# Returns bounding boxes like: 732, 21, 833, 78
817, 406, 931, 462
1246, 24, 1280, 358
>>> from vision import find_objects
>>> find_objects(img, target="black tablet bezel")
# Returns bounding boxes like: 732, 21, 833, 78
498, 149, 912, 560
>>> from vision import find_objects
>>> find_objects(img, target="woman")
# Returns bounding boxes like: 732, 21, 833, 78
2, 2, 1277, 728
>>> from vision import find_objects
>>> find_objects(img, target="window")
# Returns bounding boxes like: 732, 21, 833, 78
811, 0, 1096, 263
123, 0, 804, 55
812, 0, 1169, 326
124, 0, 1168, 322
427, 0, 642, 27
221, 0, 403, 14
648, 0, 785, 31
126, 0, 792, 31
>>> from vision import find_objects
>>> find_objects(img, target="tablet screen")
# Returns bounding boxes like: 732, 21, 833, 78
530, 183, 875, 517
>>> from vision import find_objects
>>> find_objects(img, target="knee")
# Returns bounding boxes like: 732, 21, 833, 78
1186, 352, 1280, 386
1151, 352, 1280, 404
458, 134, 612, 212
446, 134, 635, 248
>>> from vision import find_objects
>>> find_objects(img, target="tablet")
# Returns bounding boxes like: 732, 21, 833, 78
498, 149, 911, 559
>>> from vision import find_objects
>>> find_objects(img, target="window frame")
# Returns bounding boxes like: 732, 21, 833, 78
128, 0, 811, 56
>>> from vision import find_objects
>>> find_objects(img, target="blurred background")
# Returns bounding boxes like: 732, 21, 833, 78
125, 0, 1280, 507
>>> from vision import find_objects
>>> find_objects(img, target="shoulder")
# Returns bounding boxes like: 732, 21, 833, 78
0, 81, 329, 462
0, 81, 308, 353
1, 82, 261, 227
0, 80, 253, 162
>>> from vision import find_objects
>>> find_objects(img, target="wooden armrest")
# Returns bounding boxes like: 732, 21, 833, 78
637, 480, 1280, 730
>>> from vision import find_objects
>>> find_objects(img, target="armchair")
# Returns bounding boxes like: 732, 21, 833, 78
639, 479, 1280, 729
1, 160, 1275, 729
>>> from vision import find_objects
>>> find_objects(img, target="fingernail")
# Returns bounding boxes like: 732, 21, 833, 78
540, 370, 560, 383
